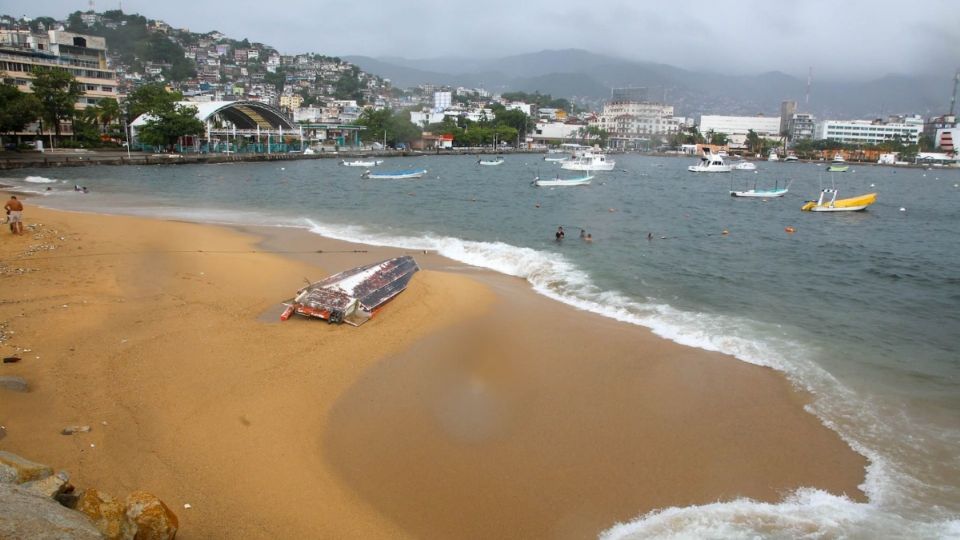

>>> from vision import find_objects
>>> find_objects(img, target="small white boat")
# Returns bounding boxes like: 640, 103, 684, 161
688, 151, 732, 172
832, 153, 846, 164
342, 159, 384, 167
801, 189, 876, 212
532, 174, 594, 187
561, 152, 616, 171
731, 187, 789, 198
478, 157, 504, 166
734, 161, 757, 171
768, 152, 780, 162
361, 168, 427, 179
784, 154, 799, 162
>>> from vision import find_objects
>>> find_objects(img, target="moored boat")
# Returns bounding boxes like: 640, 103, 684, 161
478, 157, 505, 166
730, 187, 788, 198
280, 256, 420, 326
734, 161, 757, 171
768, 152, 780, 162
827, 165, 849, 172
342, 159, 384, 167
532, 174, 594, 187
832, 153, 847, 164
361, 168, 427, 179
801, 189, 876, 212
688, 151, 732, 172
560, 152, 616, 171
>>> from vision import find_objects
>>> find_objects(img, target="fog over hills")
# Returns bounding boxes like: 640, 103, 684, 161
346, 49, 955, 120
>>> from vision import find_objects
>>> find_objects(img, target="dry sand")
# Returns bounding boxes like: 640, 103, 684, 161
0, 200, 866, 539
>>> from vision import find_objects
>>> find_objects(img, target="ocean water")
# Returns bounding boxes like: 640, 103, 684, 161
6, 154, 960, 538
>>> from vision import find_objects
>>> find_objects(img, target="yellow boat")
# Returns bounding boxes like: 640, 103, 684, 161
801, 189, 877, 212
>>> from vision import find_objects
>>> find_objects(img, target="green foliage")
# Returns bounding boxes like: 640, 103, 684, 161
264, 68, 288, 93
501, 91, 572, 112
0, 83, 42, 135
708, 130, 729, 146
586, 125, 610, 146
333, 67, 364, 104
31, 68, 82, 136
124, 83, 183, 119
355, 108, 422, 146
137, 104, 204, 149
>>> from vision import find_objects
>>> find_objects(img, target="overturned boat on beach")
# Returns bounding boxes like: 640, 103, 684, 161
281, 256, 420, 326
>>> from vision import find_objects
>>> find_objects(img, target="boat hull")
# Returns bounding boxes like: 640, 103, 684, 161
688, 165, 732, 172
561, 162, 615, 171
730, 189, 788, 198
533, 175, 594, 187
801, 192, 877, 212
362, 169, 427, 179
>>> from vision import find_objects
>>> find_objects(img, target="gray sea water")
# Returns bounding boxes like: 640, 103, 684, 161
7, 154, 960, 538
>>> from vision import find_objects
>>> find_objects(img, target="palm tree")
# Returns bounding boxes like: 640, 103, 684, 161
96, 98, 120, 134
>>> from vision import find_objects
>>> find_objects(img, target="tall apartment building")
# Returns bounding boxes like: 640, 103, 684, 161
0, 29, 119, 110
433, 91, 452, 112
787, 113, 816, 142
817, 119, 923, 145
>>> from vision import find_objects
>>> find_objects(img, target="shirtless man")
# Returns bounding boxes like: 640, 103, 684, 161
4, 195, 23, 235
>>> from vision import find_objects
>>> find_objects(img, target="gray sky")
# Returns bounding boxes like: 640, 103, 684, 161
4, 0, 959, 79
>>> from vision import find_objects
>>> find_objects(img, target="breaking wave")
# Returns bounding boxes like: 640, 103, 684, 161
23, 175, 59, 184
303, 217, 960, 538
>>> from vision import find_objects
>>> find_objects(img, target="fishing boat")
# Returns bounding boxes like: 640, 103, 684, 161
532, 174, 594, 187
361, 168, 427, 179
688, 151, 732, 172
560, 152, 616, 171
801, 189, 876, 212
731, 182, 789, 198
734, 161, 757, 171
827, 165, 849, 172
342, 159, 384, 167
280, 256, 420, 326
478, 156, 504, 166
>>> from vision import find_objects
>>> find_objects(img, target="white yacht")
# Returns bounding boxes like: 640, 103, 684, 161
768, 152, 780, 162
688, 151, 732, 172
832, 153, 846, 164
560, 152, 616, 171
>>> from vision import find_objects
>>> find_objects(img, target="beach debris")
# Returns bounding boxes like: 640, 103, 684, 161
0, 376, 29, 392
183, 503, 191, 509
3, 356, 20, 363
0, 426, 5, 441
61, 425, 92, 435
282, 256, 419, 326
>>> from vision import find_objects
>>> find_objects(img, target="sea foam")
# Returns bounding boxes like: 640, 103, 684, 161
23, 175, 59, 184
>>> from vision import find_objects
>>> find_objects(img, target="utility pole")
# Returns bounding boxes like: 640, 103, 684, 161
949, 69, 959, 116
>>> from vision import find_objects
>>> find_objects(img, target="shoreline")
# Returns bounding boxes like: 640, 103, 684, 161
0, 201, 868, 538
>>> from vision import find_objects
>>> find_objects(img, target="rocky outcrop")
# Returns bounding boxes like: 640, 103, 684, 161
0, 450, 53, 484
125, 491, 179, 540
76, 489, 126, 540
0, 451, 179, 540
0, 482, 103, 540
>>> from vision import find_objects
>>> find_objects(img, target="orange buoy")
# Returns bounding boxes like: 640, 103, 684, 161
785, 226, 796, 233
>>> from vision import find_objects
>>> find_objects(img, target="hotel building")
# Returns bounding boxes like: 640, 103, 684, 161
0, 29, 119, 110
698, 115, 781, 148
817, 119, 923, 145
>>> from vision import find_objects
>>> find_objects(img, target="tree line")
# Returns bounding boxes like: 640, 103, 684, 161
0, 70, 202, 150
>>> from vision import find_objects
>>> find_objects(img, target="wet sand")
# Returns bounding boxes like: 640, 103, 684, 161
0, 201, 866, 538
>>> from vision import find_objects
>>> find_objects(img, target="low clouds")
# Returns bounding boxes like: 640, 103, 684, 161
7, 0, 959, 78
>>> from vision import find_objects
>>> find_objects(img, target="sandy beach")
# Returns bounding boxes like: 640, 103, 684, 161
0, 199, 866, 538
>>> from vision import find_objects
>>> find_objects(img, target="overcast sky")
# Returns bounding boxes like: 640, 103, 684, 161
4, 0, 959, 79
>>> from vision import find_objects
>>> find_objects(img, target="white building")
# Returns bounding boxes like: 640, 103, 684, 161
531, 121, 586, 143
817, 120, 923, 145
504, 102, 533, 116
433, 91, 452, 112
698, 115, 781, 147
594, 101, 683, 149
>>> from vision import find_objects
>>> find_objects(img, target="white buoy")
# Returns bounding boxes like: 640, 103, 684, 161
900, 207, 906, 212
870, 183, 875, 187
280, 167, 285, 170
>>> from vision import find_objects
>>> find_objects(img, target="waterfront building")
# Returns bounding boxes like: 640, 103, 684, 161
787, 113, 816, 142
923, 114, 957, 140
780, 101, 797, 136
531, 121, 587, 143
0, 28, 119, 121
817, 119, 923, 145
595, 99, 682, 149
698, 115, 781, 148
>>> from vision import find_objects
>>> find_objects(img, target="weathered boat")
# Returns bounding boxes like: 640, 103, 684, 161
801, 189, 877, 212
478, 157, 504, 166
280, 256, 420, 326
361, 169, 427, 179
342, 159, 384, 167
532, 174, 594, 187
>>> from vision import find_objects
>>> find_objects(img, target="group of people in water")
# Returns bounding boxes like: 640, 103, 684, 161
555, 226, 592, 243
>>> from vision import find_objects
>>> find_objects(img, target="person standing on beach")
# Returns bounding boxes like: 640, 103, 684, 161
4, 195, 23, 235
